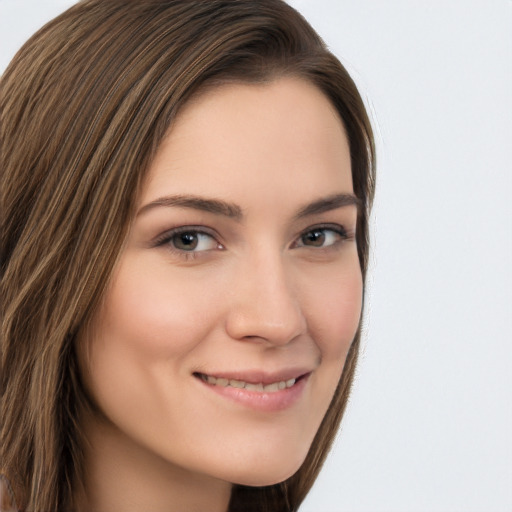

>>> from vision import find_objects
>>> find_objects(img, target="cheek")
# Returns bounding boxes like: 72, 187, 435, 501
78, 249, 364, 487
305, 260, 363, 361
81, 259, 222, 418
93, 259, 220, 360
296, 258, 362, 421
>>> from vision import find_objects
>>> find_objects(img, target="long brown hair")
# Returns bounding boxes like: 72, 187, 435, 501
1, 1, 375, 510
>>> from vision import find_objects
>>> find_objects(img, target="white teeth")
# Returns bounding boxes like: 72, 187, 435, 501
245, 383, 264, 392
199, 374, 297, 392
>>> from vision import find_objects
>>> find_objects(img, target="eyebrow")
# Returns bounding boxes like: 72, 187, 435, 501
137, 194, 243, 220
293, 193, 361, 220
137, 192, 360, 220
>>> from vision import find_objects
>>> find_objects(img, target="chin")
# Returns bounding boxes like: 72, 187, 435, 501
233, 469, 299, 488
221, 449, 307, 488
232, 465, 302, 487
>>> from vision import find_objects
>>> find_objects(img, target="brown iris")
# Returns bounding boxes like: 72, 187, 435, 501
173, 232, 199, 250
301, 229, 326, 247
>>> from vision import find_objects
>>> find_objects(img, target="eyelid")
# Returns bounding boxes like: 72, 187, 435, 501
151, 222, 354, 259
153, 225, 223, 252
292, 223, 353, 249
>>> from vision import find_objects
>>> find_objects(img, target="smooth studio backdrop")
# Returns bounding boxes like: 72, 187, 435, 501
1, 1, 511, 511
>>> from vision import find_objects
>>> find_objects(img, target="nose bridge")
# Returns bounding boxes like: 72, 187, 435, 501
225, 247, 306, 345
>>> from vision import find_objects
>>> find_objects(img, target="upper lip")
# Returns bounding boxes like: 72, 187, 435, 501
193, 367, 313, 385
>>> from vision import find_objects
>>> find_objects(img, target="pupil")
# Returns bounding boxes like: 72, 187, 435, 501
175, 233, 198, 250
304, 230, 325, 247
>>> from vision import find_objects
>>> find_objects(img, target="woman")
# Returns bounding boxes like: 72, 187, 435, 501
0, 0, 375, 510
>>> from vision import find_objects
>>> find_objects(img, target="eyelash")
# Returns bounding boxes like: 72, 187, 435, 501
154, 223, 352, 260
293, 224, 350, 249
153, 226, 223, 260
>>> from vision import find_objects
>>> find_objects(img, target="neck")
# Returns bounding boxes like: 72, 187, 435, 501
75, 414, 232, 512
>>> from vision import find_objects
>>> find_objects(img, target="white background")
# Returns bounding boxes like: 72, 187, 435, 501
1, 1, 511, 511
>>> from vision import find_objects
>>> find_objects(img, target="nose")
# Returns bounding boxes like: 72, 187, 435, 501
224, 253, 307, 346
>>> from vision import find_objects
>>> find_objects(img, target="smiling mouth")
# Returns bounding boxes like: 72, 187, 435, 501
193, 372, 306, 393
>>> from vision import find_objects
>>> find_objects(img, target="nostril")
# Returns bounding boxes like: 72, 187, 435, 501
225, 306, 306, 346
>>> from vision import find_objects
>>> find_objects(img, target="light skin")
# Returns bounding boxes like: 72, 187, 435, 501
77, 77, 362, 512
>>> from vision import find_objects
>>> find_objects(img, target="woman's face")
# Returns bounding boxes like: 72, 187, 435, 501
82, 77, 362, 487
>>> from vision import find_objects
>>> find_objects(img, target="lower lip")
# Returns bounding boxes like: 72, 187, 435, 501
196, 374, 310, 412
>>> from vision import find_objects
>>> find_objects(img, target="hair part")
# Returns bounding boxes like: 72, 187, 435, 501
1, 1, 375, 510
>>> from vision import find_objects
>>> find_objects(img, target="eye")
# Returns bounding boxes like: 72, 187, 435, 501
155, 227, 222, 253
172, 232, 217, 251
295, 226, 347, 248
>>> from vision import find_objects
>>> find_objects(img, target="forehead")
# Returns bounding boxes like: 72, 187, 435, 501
141, 77, 352, 208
